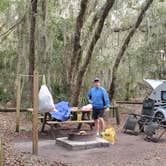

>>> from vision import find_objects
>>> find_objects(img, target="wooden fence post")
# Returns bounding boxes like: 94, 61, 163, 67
115, 107, 120, 125
16, 75, 21, 132
0, 137, 3, 166
113, 101, 120, 125
32, 69, 39, 155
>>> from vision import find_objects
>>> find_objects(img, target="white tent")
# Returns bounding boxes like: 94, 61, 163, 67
143, 79, 166, 120
144, 79, 166, 89
144, 79, 166, 107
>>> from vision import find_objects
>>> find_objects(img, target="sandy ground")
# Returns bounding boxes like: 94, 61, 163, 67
1, 104, 166, 166
13, 133, 166, 166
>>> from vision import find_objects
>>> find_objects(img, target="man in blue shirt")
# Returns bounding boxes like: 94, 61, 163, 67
87, 78, 110, 136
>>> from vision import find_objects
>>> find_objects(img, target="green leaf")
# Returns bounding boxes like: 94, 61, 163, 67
0, 0, 9, 12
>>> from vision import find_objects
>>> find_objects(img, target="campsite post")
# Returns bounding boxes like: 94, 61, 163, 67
32, 69, 39, 155
16, 75, 21, 132
0, 137, 3, 166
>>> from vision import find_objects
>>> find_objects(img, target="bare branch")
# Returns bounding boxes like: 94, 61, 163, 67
109, 0, 154, 100
0, 16, 25, 38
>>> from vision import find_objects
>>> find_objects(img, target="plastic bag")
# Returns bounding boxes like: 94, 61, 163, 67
39, 85, 55, 113
101, 126, 116, 144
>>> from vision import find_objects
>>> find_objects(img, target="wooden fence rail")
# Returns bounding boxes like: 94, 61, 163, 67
116, 101, 143, 105
0, 108, 33, 112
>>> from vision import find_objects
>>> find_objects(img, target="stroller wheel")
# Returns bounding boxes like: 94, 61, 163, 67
138, 123, 144, 132
155, 112, 164, 123
151, 137, 159, 143
144, 136, 151, 142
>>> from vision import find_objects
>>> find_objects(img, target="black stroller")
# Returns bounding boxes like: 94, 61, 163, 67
144, 119, 166, 142
123, 98, 166, 142
123, 98, 155, 134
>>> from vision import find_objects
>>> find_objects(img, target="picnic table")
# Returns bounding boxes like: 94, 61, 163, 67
41, 105, 120, 132
41, 108, 94, 132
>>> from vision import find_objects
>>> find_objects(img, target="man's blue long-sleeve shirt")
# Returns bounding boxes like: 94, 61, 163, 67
87, 87, 110, 109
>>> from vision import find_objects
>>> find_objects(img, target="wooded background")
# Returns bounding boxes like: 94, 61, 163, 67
0, 0, 165, 107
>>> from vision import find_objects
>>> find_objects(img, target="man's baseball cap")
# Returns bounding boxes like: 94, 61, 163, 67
94, 77, 100, 82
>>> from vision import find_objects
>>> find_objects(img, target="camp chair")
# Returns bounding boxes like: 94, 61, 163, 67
144, 119, 166, 142
123, 99, 155, 135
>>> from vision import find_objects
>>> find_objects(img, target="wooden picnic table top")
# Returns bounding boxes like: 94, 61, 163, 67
70, 105, 118, 112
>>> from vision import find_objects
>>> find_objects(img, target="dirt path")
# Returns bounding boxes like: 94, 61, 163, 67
0, 112, 68, 166
13, 132, 166, 166
1, 105, 166, 166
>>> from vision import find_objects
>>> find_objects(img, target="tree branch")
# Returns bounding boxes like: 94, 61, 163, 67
74, 8, 100, 75
81, 10, 100, 50
72, 0, 115, 105
110, 18, 166, 33
0, 16, 25, 38
111, 25, 133, 32
68, 0, 89, 85
0, 0, 36, 39
109, 0, 154, 100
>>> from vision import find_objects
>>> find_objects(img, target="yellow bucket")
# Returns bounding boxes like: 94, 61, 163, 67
101, 126, 116, 144
77, 112, 82, 121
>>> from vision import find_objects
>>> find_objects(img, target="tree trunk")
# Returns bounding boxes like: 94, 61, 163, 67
72, 0, 115, 106
29, 0, 38, 100
109, 0, 154, 100
68, 0, 89, 92
15, 18, 24, 91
